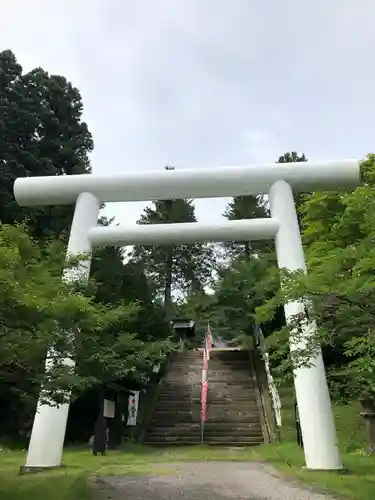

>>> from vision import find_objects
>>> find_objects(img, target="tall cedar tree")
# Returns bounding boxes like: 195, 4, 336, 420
132, 166, 213, 318
0, 49, 93, 239
223, 195, 270, 259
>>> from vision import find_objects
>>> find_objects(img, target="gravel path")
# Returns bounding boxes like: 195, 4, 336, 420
95, 461, 335, 500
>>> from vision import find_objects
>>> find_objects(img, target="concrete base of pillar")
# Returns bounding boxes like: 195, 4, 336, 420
19, 464, 65, 475
302, 466, 350, 474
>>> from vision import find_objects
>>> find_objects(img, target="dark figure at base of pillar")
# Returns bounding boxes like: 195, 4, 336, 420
92, 417, 107, 456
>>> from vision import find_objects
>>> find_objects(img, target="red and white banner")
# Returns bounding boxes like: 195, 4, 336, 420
201, 381, 208, 422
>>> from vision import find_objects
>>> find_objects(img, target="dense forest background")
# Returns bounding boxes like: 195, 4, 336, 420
1, 49, 374, 444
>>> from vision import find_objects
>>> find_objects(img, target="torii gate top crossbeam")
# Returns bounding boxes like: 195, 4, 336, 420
14, 159, 359, 207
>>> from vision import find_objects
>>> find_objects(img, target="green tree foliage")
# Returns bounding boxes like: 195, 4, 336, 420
180, 254, 281, 347
90, 246, 170, 342
276, 151, 307, 164
212, 256, 279, 344
0, 224, 173, 411
0, 49, 93, 239
132, 167, 213, 318
223, 195, 271, 259
256, 155, 375, 400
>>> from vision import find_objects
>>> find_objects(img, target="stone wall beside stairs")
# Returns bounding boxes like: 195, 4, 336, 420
143, 349, 267, 446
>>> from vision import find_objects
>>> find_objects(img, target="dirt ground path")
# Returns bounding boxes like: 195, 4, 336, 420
93, 461, 335, 500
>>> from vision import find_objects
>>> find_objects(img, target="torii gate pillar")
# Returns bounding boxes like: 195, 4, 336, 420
269, 180, 342, 470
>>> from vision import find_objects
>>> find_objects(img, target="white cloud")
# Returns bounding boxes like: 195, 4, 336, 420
2, 0, 375, 231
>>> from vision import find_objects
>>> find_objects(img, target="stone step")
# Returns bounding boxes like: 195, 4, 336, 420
147, 422, 262, 433
144, 435, 263, 445
168, 367, 252, 373
161, 380, 201, 386
169, 361, 252, 370
160, 396, 257, 402
208, 391, 258, 400
208, 351, 251, 361
150, 411, 261, 424
209, 385, 257, 392
203, 436, 263, 444
157, 389, 257, 397
146, 424, 263, 437
150, 408, 261, 418
144, 436, 201, 443
163, 371, 254, 387
155, 400, 258, 409
207, 400, 258, 407
203, 368, 252, 375
169, 359, 252, 366
156, 392, 255, 400
153, 401, 258, 412
204, 415, 261, 424
151, 411, 260, 423
161, 380, 255, 388
205, 409, 261, 420
164, 373, 253, 379
161, 384, 255, 391
150, 417, 201, 425
159, 389, 256, 398
204, 422, 262, 431
152, 404, 200, 411
155, 399, 258, 407
171, 354, 202, 361
157, 388, 200, 393
171, 359, 252, 367
157, 391, 257, 406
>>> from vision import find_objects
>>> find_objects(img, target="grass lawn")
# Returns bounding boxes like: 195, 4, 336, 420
0, 390, 374, 500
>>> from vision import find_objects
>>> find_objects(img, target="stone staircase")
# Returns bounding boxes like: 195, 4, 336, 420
143, 349, 267, 446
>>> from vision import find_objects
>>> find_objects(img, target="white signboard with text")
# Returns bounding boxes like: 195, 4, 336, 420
127, 391, 140, 426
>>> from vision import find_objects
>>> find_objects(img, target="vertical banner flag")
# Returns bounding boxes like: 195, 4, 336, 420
127, 390, 140, 426
206, 323, 212, 359
264, 352, 282, 427
202, 347, 208, 382
201, 322, 213, 443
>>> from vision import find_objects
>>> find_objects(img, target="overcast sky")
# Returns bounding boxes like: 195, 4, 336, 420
2, 0, 374, 226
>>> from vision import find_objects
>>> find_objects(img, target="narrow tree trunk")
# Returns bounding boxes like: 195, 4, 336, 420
163, 198, 175, 320
191, 277, 202, 293
244, 241, 251, 260
164, 246, 174, 320
92, 387, 106, 456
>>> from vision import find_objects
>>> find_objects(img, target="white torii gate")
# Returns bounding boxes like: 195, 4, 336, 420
14, 159, 359, 471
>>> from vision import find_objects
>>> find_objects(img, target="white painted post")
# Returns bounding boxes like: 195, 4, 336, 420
268, 180, 342, 470
24, 192, 100, 469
